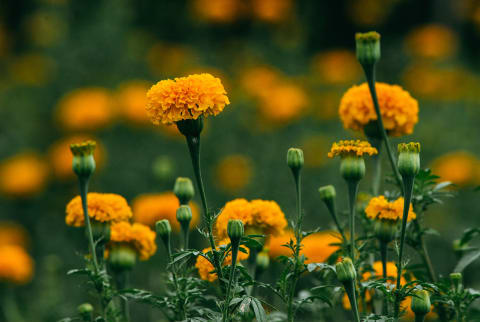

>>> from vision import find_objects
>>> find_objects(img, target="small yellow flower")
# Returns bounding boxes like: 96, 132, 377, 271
405, 24, 457, 60
195, 238, 249, 282
327, 140, 378, 158
365, 196, 416, 222
109, 221, 157, 260
0, 153, 49, 198
215, 154, 253, 192
0, 245, 34, 284
339, 83, 419, 137
0, 222, 29, 248
65, 193, 133, 227
132, 192, 200, 231
431, 151, 480, 186
146, 73, 230, 125
116, 80, 152, 125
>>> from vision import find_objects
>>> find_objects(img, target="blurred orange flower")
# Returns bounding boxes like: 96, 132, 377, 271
25, 10, 67, 47
405, 24, 457, 60
116, 80, 152, 125
251, 0, 292, 23
0, 222, 29, 248
258, 83, 308, 123
9, 54, 55, 86
0, 245, 34, 284
146, 43, 197, 77
431, 151, 480, 186
302, 232, 341, 264
215, 154, 253, 192
365, 196, 416, 222
193, 0, 243, 23
311, 50, 361, 85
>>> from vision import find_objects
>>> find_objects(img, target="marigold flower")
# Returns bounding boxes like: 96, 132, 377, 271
146, 73, 230, 125
215, 199, 287, 240
301, 232, 341, 264
215, 154, 253, 192
0, 222, 29, 248
109, 222, 157, 260
193, 0, 243, 23
405, 24, 457, 60
328, 140, 378, 158
56, 87, 115, 131
132, 192, 200, 231
0, 245, 34, 284
116, 80, 152, 125
0, 153, 49, 198
311, 50, 362, 85
339, 83, 419, 136
65, 193, 133, 227
266, 230, 295, 258
431, 151, 480, 186
257, 83, 308, 123
195, 238, 249, 282
251, 0, 292, 23
365, 196, 416, 222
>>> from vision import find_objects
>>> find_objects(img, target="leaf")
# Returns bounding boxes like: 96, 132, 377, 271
306, 262, 336, 273
67, 268, 90, 276
454, 250, 480, 273
250, 297, 267, 322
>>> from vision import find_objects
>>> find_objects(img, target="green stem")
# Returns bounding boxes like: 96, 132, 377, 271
224, 243, 239, 322
413, 220, 437, 283
181, 223, 190, 250
344, 280, 361, 322
325, 198, 347, 242
415, 314, 426, 322
372, 152, 382, 196
165, 236, 185, 320
2, 289, 25, 322
362, 65, 403, 193
114, 271, 130, 322
347, 181, 359, 261
380, 241, 389, 315
79, 178, 100, 274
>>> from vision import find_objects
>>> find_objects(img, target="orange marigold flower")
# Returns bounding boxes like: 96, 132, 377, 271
0, 153, 49, 198
56, 87, 115, 131
109, 221, 157, 260
195, 238, 249, 282
257, 83, 308, 123
193, 0, 243, 23
215, 154, 253, 193
0, 222, 29, 248
65, 193, 133, 227
405, 24, 457, 60
265, 230, 295, 258
302, 231, 341, 264
328, 140, 378, 158
146, 73, 230, 125
311, 50, 362, 85
132, 192, 200, 231
339, 83, 419, 136
116, 80, 152, 125
431, 151, 480, 186
0, 245, 34, 284
365, 196, 416, 222
251, 0, 292, 23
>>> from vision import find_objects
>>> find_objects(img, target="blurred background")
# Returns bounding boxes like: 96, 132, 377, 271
2, 0, 480, 320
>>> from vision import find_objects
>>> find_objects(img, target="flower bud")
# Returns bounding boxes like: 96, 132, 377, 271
227, 219, 244, 245
256, 251, 270, 272
397, 143, 421, 178
450, 272, 463, 293
156, 219, 172, 246
176, 116, 204, 137
340, 156, 365, 182
287, 148, 304, 172
335, 257, 356, 283
108, 245, 137, 271
77, 303, 93, 321
411, 290, 431, 316
70, 141, 96, 179
173, 177, 195, 205
355, 31, 381, 67
373, 220, 397, 243
318, 185, 336, 203
176, 205, 192, 229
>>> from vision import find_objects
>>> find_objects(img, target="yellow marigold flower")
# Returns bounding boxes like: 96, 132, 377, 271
146, 73, 230, 125
48, 135, 106, 180
302, 231, 340, 264
193, 0, 243, 23
132, 192, 200, 231
0, 153, 49, 198
431, 151, 480, 186
215, 154, 253, 192
257, 83, 308, 123
56, 87, 115, 131
109, 221, 157, 260
65, 193, 133, 227
251, 0, 292, 23
405, 24, 457, 60
215, 199, 287, 240
116, 80, 152, 125
9, 54, 55, 86
0, 222, 29, 248
328, 140, 378, 158
195, 238, 249, 282
365, 196, 416, 222
311, 50, 362, 85
0, 245, 34, 284
339, 83, 419, 136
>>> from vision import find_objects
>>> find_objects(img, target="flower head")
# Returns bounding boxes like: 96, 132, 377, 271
146, 73, 230, 125
431, 151, 480, 186
328, 140, 378, 158
0, 245, 34, 284
311, 50, 362, 85
65, 193, 133, 227
215, 155, 253, 193
116, 80, 152, 125
405, 24, 457, 60
339, 83, 419, 136
132, 192, 200, 231
302, 232, 340, 264
365, 196, 416, 222
109, 222, 157, 260
0, 222, 29, 248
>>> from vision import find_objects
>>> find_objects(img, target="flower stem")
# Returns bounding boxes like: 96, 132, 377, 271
79, 178, 100, 274
223, 243, 239, 322
165, 236, 185, 320
412, 219, 437, 283
415, 314, 426, 322
344, 280, 361, 322
324, 196, 347, 242
347, 181, 359, 260
380, 241, 389, 315
182, 226, 190, 250
114, 271, 130, 322
372, 151, 382, 196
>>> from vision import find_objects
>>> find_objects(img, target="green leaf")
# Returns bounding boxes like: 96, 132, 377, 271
454, 250, 480, 273
67, 268, 90, 276
250, 297, 267, 322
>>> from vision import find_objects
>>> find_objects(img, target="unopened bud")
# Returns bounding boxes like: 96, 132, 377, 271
70, 141, 96, 179
173, 177, 195, 205
156, 219, 172, 247
336, 257, 356, 283
256, 251, 270, 272
227, 219, 244, 246
108, 245, 137, 271
411, 290, 431, 316
397, 143, 421, 178
287, 148, 304, 172
318, 185, 336, 203
340, 156, 365, 182
77, 303, 94, 321
176, 205, 193, 230
450, 272, 463, 293
355, 31, 381, 67
374, 220, 397, 243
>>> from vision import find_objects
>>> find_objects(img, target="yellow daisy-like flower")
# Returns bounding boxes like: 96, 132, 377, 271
146, 73, 230, 125
365, 196, 416, 222
132, 192, 200, 231
65, 193, 133, 227
109, 221, 157, 260
327, 140, 378, 158
339, 83, 419, 137
195, 238, 249, 282
215, 198, 287, 240
0, 245, 34, 284
0, 222, 29, 248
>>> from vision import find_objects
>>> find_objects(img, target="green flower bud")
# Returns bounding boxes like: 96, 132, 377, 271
70, 141, 96, 179
340, 156, 365, 182
91, 221, 110, 245
227, 219, 244, 245
450, 272, 463, 293
355, 31, 381, 67
335, 257, 356, 283
77, 303, 94, 321
411, 290, 431, 316
156, 219, 172, 246
318, 185, 336, 203
397, 143, 421, 178
176, 205, 192, 229
256, 251, 270, 272
176, 116, 204, 137
173, 177, 195, 205
373, 220, 397, 243
287, 148, 304, 171
108, 245, 137, 271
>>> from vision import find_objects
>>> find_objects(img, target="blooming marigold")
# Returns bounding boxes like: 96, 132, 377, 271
146, 73, 230, 125
0, 153, 49, 198
0, 222, 29, 248
65, 193, 133, 227
195, 238, 249, 282
311, 50, 362, 85
339, 83, 419, 137
301, 231, 341, 264
405, 24, 457, 60
215, 154, 253, 192
265, 230, 295, 258
365, 196, 416, 222
431, 151, 480, 186
132, 192, 200, 231
0, 245, 34, 284
327, 140, 378, 158
109, 221, 157, 260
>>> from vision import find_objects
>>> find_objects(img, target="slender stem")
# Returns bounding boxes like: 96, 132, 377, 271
394, 176, 414, 319
114, 271, 130, 322
79, 178, 99, 274
415, 314, 426, 322
223, 243, 239, 322
362, 65, 403, 193
380, 242, 387, 279
344, 280, 361, 322
325, 199, 347, 242
413, 220, 437, 283
347, 181, 359, 261
182, 226, 190, 250
2, 289, 25, 322
165, 236, 184, 320
372, 152, 382, 196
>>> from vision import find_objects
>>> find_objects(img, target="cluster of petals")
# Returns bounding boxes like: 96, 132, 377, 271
110, 221, 157, 260
365, 195, 416, 222
328, 140, 378, 158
